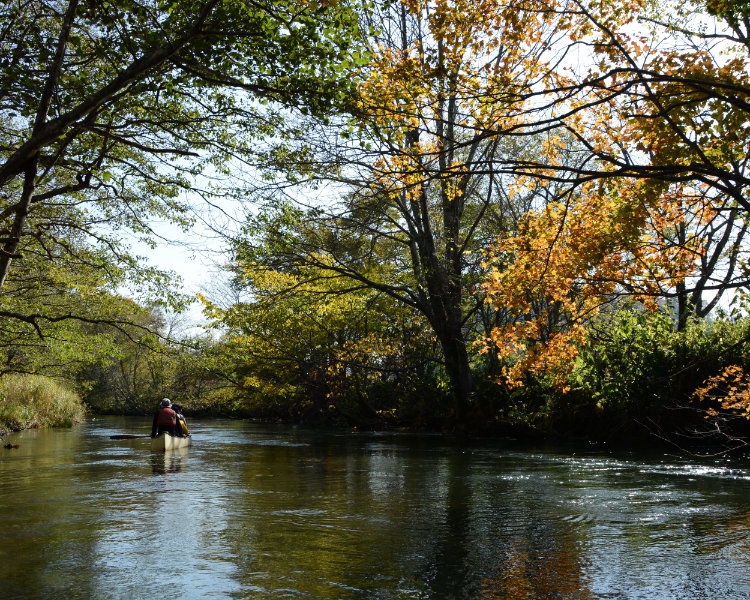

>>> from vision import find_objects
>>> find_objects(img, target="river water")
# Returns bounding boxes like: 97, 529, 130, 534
1, 416, 749, 599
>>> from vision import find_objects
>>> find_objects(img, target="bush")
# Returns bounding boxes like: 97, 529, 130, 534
0, 374, 85, 431
571, 306, 676, 412
550, 308, 750, 442
491, 305, 750, 444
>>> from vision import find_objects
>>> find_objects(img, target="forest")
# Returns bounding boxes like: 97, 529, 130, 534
2, 0, 750, 450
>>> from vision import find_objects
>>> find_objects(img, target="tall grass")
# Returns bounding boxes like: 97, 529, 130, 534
0, 374, 85, 432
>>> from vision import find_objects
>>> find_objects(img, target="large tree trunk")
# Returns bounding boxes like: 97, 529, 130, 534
439, 321, 473, 431
424, 271, 473, 430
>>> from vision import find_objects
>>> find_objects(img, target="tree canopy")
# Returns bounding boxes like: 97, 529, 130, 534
0, 0, 364, 306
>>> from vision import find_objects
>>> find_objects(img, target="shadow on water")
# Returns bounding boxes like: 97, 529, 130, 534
1, 418, 750, 599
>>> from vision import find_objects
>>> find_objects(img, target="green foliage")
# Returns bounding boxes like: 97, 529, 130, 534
0, 0, 371, 422
572, 306, 676, 410
81, 321, 234, 416
495, 304, 750, 441
0, 236, 162, 379
0, 374, 85, 431
200, 201, 454, 427
0, 0, 366, 362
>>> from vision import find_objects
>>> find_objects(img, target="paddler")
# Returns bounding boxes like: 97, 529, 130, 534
172, 403, 190, 437
151, 398, 178, 438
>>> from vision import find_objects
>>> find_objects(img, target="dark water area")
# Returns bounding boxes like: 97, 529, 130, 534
1, 416, 749, 599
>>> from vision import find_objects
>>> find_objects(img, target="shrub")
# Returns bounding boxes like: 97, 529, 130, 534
571, 306, 676, 412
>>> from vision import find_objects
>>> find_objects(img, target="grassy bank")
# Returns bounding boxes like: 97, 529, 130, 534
0, 374, 85, 433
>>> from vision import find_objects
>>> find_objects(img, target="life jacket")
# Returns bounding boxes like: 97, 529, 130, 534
156, 407, 177, 428
177, 415, 189, 436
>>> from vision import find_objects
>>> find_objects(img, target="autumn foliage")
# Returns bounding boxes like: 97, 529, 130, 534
472, 0, 750, 401
694, 365, 750, 420
184, 0, 750, 441
480, 176, 711, 390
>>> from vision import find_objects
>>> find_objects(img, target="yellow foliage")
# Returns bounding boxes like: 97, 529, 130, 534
693, 365, 750, 420
481, 178, 707, 390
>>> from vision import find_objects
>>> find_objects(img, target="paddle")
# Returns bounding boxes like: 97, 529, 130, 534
109, 434, 151, 440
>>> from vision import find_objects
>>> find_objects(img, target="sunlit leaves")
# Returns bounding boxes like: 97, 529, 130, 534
480, 176, 707, 390
464, 0, 750, 393
200, 248, 433, 417
0, 0, 368, 375
694, 364, 750, 419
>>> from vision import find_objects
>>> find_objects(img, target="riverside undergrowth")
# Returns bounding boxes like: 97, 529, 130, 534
0, 374, 85, 433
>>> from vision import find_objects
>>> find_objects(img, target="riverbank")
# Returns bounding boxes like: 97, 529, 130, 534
0, 374, 86, 435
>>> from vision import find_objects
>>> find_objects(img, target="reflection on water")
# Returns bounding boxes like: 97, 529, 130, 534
151, 447, 188, 475
1, 416, 750, 599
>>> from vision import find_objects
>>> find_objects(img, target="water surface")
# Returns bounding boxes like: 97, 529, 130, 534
1, 416, 749, 599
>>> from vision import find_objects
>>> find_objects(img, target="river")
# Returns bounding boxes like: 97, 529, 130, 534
0, 416, 749, 599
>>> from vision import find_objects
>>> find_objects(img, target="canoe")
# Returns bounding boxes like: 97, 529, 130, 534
151, 433, 191, 452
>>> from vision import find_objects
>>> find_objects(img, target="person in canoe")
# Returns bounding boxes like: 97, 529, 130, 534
151, 398, 179, 438
172, 402, 190, 437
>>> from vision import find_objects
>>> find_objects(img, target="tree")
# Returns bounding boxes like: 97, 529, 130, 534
471, 0, 750, 388
0, 0, 363, 334
222, 0, 586, 430
0, 230, 152, 379
202, 206, 443, 425
478, 173, 750, 388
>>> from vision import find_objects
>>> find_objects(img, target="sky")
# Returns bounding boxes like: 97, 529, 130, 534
130, 213, 233, 335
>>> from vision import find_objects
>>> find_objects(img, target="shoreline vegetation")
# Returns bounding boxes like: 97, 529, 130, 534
0, 375, 85, 436
4, 308, 750, 457
4, 309, 750, 456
